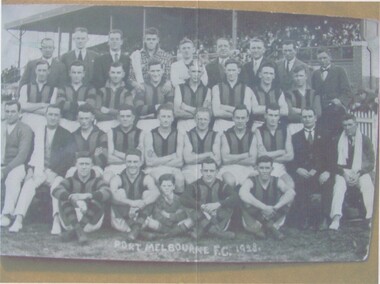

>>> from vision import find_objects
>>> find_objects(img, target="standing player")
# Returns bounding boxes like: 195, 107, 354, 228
182, 107, 221, 184
109, 149, 160, 240
174, 59, 211, 131
239, 156, 295, 240
143, 103, 185, 193
181, 158, 238, 239
212, 59, 253, 132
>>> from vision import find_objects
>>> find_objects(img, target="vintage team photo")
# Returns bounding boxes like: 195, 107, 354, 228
0, 4, 378, 263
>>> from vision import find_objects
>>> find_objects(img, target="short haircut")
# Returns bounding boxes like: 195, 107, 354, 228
249, 37, 266, 47
75, 151, 92, 160
292, 64, 308, 74
188, 58, 204, 69
257, 155, 273, 165
147, 58, 163, 69
342, 113, 357, 122
74, 27, 88, 34
201, 157, 217, 168
158, 173, 175, 186
266, 103, 280, 113
40, 38, 54, 47
195, 107, 212, 119
109, 29, 123, 38
145, 27, 159, 37
70, 60, 85, 70
109, 62, 124, 71
77, 103, 95, 115
301, 107, 316, 116
179, 37, 194, 47
282, 40, 297, 49
4, 100, 21, 112
317, 47, 331, 56
46, 104, 62, 114
233, 104, 249, 117
157, 103, 174, 115
216, 37, 230, 46
35, 59, 49, 69
118, 104, 136, 116
259, 61, 276, 73
125, 149, 142, 159
225, 58, 241, 68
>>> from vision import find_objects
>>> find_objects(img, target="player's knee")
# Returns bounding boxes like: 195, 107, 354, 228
222, 172, 236, 188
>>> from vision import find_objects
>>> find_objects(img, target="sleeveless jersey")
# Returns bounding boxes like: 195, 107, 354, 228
258, 125, 287, 151
119, 171, 146, 200
27, 83, 55, 103
224, 127, 254, 154
98, 86, 133, 109
151, 127, 178, 157
179, 81, 209, 108
187, 127, 217, 154
112, 125, 142, 153
218, 81, 246, 107
249, 176, 280, 206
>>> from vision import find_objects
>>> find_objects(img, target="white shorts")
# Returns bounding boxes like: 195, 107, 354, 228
182, 164, 203, 184
271, 162, 287, 178
288, 123, 304, 135
104, 164, 126, 176
177, 119, 196, 133
144, 166, 182, 181
60, 119, 80, 133
218, 165, 257, 185
136, 119, 160, 132
213, 119, 234, 133
96, 120, 119, 133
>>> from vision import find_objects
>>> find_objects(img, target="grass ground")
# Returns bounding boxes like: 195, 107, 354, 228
0, 218, 372, 263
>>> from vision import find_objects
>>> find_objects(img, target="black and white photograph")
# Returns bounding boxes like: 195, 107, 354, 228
0, 4, 378, 263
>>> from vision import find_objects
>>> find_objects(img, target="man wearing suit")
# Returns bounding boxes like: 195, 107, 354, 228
328, 114, 374, 230
19, 38, 67, 90
311, 48, 352, 136
205, 37, 231, 88
91, 29, 132, 89
276, 40, 311, 92
241, 37, 272, 90
8, 104, 76, 234
287, 108, 331, 229
60, 27, 99, 86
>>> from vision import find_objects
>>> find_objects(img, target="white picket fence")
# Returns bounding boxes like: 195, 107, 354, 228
349, 110, 378, 154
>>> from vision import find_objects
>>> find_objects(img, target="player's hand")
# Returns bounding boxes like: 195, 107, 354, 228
203, 202, 221, 214
161, 211, 171, 219
309, 169, 317, 176
296, 168, 311, 179
131, 200, 146, 209
318, 171, 330, 184
76, 200, 88, 213
94, 147, 103, 156
100, 106, 110, 113
162, 81, 172, 93
331, 98, 342, 106
135, 83, 145, 93
262, 206, 276, 219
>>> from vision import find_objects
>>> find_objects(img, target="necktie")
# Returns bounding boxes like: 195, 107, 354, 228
253, 61, 259, 74
286, 61, 290, 73
114, 53, 119, 62
306, 130, 313, 145
78, 50, 83, 61
321, 67, 329, 81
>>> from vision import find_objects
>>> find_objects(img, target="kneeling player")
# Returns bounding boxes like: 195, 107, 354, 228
181, 158, 238, 239
142, 174, 193, 240
239, 156, 295, 240
52, 152, 111, 245
109, 149, 160, 240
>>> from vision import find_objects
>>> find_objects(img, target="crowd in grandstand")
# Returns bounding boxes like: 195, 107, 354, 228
0, 25, 375, 246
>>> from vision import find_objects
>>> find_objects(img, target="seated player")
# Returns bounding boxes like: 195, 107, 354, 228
239, 156, 295, 240
0, 101, 34, 227
182, 107, 221, 184
67, 104, 108, 177
133, 59, 174, 132
174, 59, 211, 131
219, 105, 257, 186
255, 103, 294, 185
142, 174, 193, 240
56, 61, 97, 132
109, 149, 160, 240
144, 103, 185, 193
52, 152, 111, 245
328, 114, 375, 230
8, 104, 76, 234
181, 158, 238, 239
251, 62, 288, 131
211, 59, 253, 132
103, 105, 144, 183
96, 62, 133, 133
285, 65, 321, 134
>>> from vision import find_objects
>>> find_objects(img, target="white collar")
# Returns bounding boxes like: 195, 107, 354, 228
75, 48, 86, 57
42, 57, 53, 66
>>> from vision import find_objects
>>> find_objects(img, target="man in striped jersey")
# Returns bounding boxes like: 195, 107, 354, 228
174, 59, 212, 132
56, 61, 97, 132
96, 62, 134, 133
103, 105, 144, 183
239, 156, 295, 240
109, 149, 160, 240
52, 152, 111, 244
133, 59, 174, 132
143, 103, 185, 194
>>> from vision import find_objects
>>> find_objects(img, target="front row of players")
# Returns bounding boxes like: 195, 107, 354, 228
1, 100, 375, 244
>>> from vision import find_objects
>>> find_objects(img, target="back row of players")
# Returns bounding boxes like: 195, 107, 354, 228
1, 27, 374, 244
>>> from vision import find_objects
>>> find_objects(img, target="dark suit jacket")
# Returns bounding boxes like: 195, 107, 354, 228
91, 52, 131, 89
60, 49, 99, 85
46, 126, 76, 177
311, 64, 352, 109
19, 58, 67, 89
276, 58, 311, 91
205, 58, 227, 88
290, 126, 330, 177
240, 57, 274, 89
